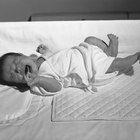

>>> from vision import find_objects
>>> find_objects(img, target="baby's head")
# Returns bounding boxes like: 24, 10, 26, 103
0, 52, 38, 91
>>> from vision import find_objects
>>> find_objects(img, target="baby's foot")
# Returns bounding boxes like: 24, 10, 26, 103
107, 34, 118, 44
107, 34, 118, 57
36, 44, 48, 54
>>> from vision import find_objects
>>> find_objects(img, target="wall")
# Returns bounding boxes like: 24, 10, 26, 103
0, 0, 139, 22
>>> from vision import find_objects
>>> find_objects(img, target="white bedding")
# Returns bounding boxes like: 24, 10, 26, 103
0, 20, 140, 140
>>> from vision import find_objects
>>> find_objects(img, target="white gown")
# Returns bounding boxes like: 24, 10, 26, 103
32, 42, 118, 95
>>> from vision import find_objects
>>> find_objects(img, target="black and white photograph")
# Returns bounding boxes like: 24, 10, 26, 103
0, 0, 140, 140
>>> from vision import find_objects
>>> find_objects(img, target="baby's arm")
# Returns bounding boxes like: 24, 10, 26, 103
106, 52, 140, 74
25, 74, 62, 93
36, 76, 62, 92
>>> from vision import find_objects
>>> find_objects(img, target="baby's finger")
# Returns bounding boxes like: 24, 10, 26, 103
36, 44, 43, 53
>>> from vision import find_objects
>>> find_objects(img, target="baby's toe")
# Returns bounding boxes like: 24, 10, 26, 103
107, 34, 118, 40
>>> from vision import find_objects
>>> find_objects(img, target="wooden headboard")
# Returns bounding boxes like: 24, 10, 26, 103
29, 12, 140, 21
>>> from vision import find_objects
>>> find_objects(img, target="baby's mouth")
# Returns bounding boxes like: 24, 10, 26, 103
25, 65, 32, 75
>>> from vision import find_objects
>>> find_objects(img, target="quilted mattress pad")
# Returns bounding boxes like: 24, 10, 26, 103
52, 63, 140, 121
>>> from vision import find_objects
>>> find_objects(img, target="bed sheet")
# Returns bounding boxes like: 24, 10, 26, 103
0, 20, 140, 140
0, 97, 140, 140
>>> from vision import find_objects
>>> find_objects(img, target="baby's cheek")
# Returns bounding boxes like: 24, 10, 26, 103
17, 74, 25, 83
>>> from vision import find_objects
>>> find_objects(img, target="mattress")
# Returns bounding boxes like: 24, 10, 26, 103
0, 20, 140, 140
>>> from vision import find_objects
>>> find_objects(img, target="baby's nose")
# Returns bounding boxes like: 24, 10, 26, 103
15, 66, 19, 71
16, 66, 24, 75
15, 66, 21, 73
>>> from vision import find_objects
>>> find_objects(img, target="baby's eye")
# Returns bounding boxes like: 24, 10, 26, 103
10, 73, 15, 80
11, 72, 22, 82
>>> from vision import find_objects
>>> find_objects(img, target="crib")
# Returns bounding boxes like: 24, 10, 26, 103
0, 13, 140, 140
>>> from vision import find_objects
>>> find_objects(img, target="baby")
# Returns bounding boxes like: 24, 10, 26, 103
0, 34, 140, 95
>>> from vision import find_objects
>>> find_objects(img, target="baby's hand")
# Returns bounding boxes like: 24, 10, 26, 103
36, 44, 48, 54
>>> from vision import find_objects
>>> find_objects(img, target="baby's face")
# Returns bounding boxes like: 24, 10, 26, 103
2, 54, 38, 84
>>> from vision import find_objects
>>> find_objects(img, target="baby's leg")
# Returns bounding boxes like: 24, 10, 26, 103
106, 34, 118, 57
84, 36, 108, 53
106, 52, 140, 76
84, 34, 118, 57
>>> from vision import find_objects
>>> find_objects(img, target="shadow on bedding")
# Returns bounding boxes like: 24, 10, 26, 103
0, 80, 30, 92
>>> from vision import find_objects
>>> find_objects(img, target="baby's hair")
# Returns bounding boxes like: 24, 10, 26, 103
0, 52, 30, 92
